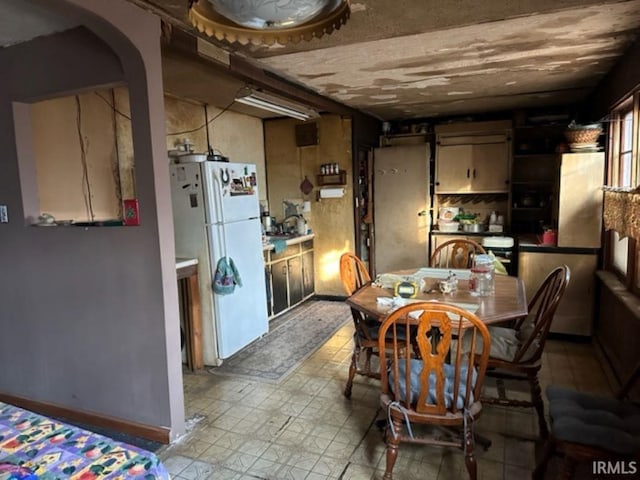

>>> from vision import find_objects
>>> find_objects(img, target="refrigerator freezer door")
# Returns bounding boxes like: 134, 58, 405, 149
208, 218, 268, 358
202, 162, 260, 224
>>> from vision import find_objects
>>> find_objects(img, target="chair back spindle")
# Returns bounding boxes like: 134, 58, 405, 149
430, 239, 486, 269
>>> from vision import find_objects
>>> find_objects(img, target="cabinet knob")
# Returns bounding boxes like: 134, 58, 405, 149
418, 210, 428, 216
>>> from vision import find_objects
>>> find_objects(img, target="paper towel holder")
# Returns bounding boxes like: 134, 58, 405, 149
317, 187, 345, 201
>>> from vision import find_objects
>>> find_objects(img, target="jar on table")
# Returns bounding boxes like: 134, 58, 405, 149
469, 254, 494, 297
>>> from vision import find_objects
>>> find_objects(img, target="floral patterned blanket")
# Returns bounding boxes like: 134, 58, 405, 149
0, 402, 169, 479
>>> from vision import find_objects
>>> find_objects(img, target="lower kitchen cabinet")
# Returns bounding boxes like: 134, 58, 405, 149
288, 256, 303, 306
271, 260, 289, 316
264, 237, 315, 319
518, 250, 597, 336
302, 250, 314, 297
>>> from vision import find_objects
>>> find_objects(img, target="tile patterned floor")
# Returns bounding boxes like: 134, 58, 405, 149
158, 318, 613, 480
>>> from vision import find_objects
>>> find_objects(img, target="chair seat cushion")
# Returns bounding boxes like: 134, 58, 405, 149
456, 325, 538, 362
389, 359, 477, 409
547, 385, 640, 455
359, 324, 407, 342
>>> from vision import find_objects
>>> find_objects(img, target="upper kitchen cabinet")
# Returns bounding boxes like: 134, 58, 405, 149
557, 152, 605, 248
435, 121, 512, 194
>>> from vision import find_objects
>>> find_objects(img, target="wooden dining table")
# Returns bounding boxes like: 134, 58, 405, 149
346, 268, 528, 325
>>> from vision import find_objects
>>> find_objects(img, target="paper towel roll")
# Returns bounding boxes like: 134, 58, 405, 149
319, 187, 345, 198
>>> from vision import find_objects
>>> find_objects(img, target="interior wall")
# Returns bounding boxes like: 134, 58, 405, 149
164, 96, 267, 202
208, 109, 267, 203
31, 90, 123, 222
589, 38, 640, 116
0, 0, 184, 440
265, 115, 354, 296
595, 272, 640, 401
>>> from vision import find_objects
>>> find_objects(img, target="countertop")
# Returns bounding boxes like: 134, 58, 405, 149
517, 235, 599, 254
262, 233, 315, 251
176, 257, 198, 269
430, 231, 600, 253
431, 230, 509, 237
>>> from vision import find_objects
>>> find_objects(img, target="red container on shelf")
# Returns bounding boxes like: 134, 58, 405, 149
539, 229, 557, 246
123, 199, 140, 226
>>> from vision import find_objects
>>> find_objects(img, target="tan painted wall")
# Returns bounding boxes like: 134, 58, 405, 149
114, 87, 135, 202
31, 90, 124, 222
265, 115, 354, 296
32, 93, 266, 225
164, 96, 267, 202
208, 109, 267, 203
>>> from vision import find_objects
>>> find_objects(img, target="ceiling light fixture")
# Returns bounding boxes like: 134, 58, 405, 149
188, 0, 350, 46
235, 89, 320, 121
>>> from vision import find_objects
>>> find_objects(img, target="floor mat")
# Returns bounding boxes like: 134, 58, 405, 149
208, 299, 351, 383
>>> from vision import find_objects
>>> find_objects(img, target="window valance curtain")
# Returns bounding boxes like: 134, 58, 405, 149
603, 188, 640, 240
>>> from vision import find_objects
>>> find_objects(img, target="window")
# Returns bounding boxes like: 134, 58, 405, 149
605, 95, 639, 288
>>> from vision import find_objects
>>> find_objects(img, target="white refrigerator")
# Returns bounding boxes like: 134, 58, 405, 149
170, 161, 268, 364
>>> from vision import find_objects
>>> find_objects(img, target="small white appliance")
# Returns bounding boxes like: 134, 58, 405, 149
482, 236, 516, 275
170, 161, 268, 364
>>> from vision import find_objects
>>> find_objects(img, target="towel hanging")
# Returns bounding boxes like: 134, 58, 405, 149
213, 256, 242, 295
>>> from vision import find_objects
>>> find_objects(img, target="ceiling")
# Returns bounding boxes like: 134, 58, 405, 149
0, 0, 77, 48
4, 0, 640, 121
131, 0, 640, 121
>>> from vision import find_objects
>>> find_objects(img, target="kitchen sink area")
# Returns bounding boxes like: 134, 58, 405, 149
263, 234, 315, 318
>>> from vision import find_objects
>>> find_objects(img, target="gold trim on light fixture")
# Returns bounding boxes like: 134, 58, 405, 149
188, 0, 350, 46
235, 88, 320, 121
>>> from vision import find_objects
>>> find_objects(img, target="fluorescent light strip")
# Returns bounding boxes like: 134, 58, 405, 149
235, 92, 318, 121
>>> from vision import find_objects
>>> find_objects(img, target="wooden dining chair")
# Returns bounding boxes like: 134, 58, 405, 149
378, 302, 491, 480
473, 265, 571, 437
533, 361, 640, 479
340, 253, 381, 398
430, 238, 486, 269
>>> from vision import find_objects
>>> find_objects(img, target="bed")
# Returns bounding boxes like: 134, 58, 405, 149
0, 402, 169, 479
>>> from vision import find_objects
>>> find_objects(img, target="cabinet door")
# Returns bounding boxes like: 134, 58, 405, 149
374, 144, 430, 273
265, 266, 272, 317
470, 141, 510, 192
518, 252, 596, 336
302, 250, 315, 297
557, 153, 604, 248
436, 144, 473, 193
436, 133, 511, 193
271, 260, 288, 315
288, 256, 303, 306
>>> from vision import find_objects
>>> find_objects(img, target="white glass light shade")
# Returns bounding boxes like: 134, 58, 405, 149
189, 0, 350, 46
206, 0, 341, 30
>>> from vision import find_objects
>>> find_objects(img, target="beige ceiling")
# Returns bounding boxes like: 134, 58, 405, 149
131, 0, 640, 121
5, 0, 640, 121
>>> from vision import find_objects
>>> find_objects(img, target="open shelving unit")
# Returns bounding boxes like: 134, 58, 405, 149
316, 170, 347, 186
511, 126, 563, 233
